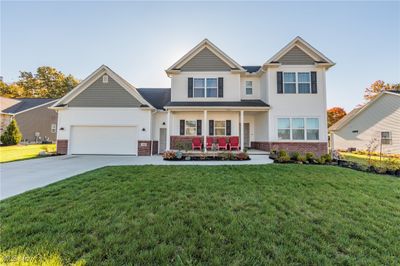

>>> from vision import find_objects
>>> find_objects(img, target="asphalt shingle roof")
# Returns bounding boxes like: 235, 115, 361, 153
2, 98, 57, 114
242, 66, 261, 73
137, 88, 171, 110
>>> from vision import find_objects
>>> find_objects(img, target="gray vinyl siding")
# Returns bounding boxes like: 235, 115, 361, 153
69, 76, 142, 107
279, 46, 315, 65
14, 102, 58, 142
180, 48, 232, 71
332, 94, 400, 154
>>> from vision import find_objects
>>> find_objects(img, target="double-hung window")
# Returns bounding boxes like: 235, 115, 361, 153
283, 72, 296, 93
283, 72, 311, 94
185, 120, 197, 136
214, 121, 226, 136
277, 118, 320, 140
193, 78, 218, 98
381, 131, 392, 145
245, 81, 253, 95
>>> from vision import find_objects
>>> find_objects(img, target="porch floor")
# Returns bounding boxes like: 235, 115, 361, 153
169, 149, 269, 155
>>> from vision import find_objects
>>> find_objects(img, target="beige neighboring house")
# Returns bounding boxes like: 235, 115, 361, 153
330, 91, 400, 154
1, 97, 58, 143
0, 97, 20, 135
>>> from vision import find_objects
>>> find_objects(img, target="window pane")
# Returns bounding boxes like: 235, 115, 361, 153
298, 83, 310, 94
215, 121, 225, 127
246, 87, 253, 95
215, 128, 225, 136
306, 118, 319, 129
194, 78, 205, 88
381, 132, 390, 139
207, 88, 217, 97
185, 128, 196, 136
292, 118, 304, 129
186, 120, 196, 127
307, 129, 319, 140
284, 72, 296, 82
298, 72, 310, 82
278, 129, 290, 140
278, 118, 290, 129
207, 78, 217, 88
284, 83, 296, 93
292, 129, 305, 140
246, 81, 252, 87
194, 88, 205, 97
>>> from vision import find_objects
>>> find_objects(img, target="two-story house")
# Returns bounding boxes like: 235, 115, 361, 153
51, 37, 334, 156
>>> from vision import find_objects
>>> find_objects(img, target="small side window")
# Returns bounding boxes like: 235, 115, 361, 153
102, 75, 108, 83
245, 81, 253, 95
381, 131, 392, 145
51, 124, 57, 133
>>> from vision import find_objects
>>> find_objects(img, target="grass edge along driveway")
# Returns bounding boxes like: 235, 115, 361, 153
1, 164, 399, 265
0, 144, 56, 163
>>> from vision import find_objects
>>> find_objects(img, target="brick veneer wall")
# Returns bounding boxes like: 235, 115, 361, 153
252, 141, 327, 156
137, 140, 152, 156
152, 141, 158, 155
56, 140, 68, 155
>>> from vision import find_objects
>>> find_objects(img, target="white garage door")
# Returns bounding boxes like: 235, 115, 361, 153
70, 126, 137, 155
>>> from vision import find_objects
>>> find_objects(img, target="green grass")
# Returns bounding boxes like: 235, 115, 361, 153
1, 165, 399, 265
0, 144, 56, 163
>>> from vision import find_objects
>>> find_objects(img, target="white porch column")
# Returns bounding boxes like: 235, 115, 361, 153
203, 110, 207, 152
166, 110, 171, 150
240, 110, 244, 151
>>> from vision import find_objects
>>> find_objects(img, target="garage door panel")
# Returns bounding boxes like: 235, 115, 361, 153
70, 126, 137, 155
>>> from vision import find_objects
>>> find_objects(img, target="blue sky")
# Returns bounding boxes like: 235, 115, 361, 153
1, 1, 399, 111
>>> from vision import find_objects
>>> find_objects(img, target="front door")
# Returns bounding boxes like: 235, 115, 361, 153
244, 123, 250, 148
159, 128, 167, 153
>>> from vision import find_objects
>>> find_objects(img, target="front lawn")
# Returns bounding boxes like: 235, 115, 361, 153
1, 165, 399, 265
0, 144, 56, 163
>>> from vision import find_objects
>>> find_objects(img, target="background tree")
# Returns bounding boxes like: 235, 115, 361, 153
1, 119, 22, 146
327, 107, 347, 127
364, 80, 400, 101
1, 66, 79, 98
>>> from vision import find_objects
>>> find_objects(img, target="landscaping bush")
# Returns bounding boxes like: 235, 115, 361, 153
290, 151, 301, 161
0, 120, 22, 146
305, 152, 315, 162
235, 152, 249, 160
162, 150, 176, 160
320, 154, 332, 163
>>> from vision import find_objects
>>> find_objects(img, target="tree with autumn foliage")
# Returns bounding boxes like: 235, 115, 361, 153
327, 107, 347, 128
364, 80, 400, 101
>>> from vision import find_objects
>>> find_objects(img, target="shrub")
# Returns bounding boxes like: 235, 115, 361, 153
276, 154, 291, 163
316, 156, 326, 165
163, 150, 176, 160
321, 154, 332, 163
0, 119, 22, 146
235, 152, 249, 160
297, 155, 307, 163
278, 150, 288, 158
290, 151, 301, 161
305, 152, 315, 162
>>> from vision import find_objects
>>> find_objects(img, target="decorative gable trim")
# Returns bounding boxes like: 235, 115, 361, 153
264, 36, 335, 69
166, 39, 245, 75
51, 65, 154, 109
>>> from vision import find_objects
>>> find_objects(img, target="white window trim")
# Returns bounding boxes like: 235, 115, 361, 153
214, 120, 226, 136
185, 120, 197, 136
245, 81, 253, 95
381, 131, 392, 145
51, 123, 57, 133
193, 78, 218, 98
102, 75, 108, 83
282, 72, 311, 94
277, 117, 320, 141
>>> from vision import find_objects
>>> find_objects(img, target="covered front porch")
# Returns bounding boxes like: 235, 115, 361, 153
165, 107, 269, 152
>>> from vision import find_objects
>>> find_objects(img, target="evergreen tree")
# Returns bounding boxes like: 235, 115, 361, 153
1, 119, 22, 145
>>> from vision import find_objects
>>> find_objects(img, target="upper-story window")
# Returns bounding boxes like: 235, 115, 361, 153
283, 72, 311, 94
193, 78, 217, 98
245, 81, 253, 95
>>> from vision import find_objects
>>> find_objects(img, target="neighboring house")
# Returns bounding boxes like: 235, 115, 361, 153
51, 36, 334, 156
1, 98, 58, 142
330, 91, 400, 154
0, 97, 20, 135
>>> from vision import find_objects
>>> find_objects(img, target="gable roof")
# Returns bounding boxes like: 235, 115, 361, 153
329, 91, 400, 131
2, 98, 57, 115
264, 36, 335, 68
0, 97, 20, 112
51, 65, 154, 109
166, 39, 246, 74
137, 88, 171, 110
242, 66, 261, 73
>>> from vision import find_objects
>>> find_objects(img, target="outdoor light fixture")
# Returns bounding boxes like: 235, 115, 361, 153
60, 127, 65, 131
162, 122, 166, 125
142, 128, 146, 131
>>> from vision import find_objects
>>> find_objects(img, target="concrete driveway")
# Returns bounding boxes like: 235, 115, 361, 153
0, 154, 272, 200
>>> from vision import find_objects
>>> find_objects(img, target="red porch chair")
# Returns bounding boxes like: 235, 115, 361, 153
192, 137, 202, 150
206, 137, 214, 150
218, 137, 228, 150
229, 136, 240, 151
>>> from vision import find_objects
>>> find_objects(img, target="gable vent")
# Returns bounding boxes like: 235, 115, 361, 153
102, 75, 109, 83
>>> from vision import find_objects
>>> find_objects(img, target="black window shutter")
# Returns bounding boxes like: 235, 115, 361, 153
277, 72, 283, 94
218, 77, 224, 98
188, 78, 193, 98
311, 72, 317, 94
226, 120, 231, 136
196, 120, 202, 136
209, 120, 214, 136
180, 120, 185, 135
